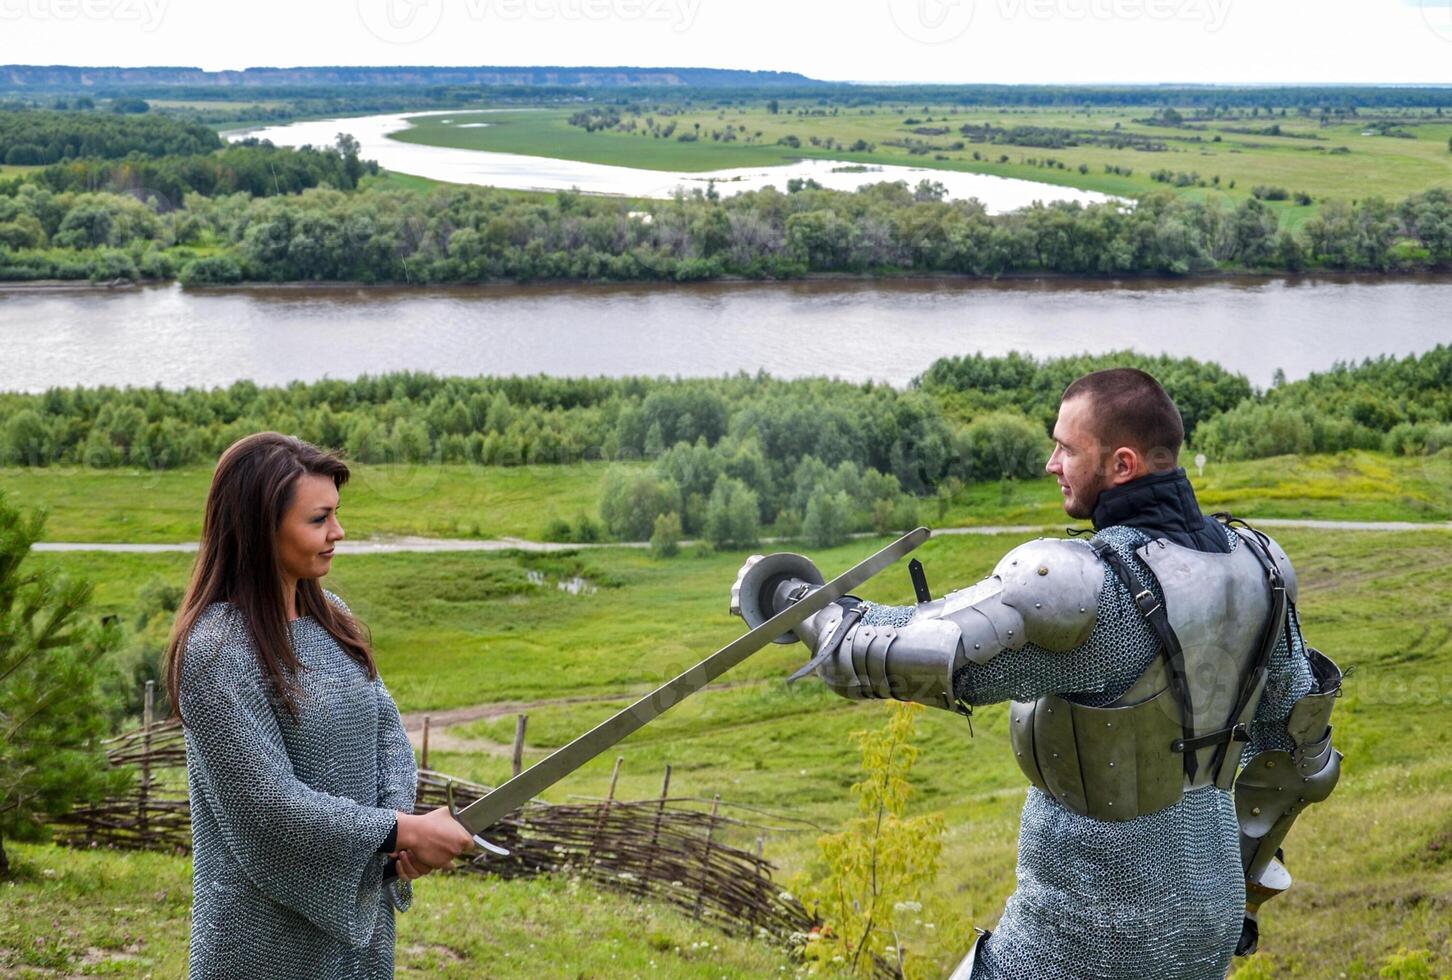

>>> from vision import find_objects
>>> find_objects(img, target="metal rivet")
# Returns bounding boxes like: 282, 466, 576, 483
1011, 560, 1018, 566
1266, 760, 1276, 769
974, 642, 981, 650
1298, 797, 1306, 803
1251, 806, 1261, 816
1037, 566, 1049, 576
1106, 722, 1112, 728
1007, 630, 1014, 637
1035, 602, 1042, 609
1108, 762, 1116, 768
1277, 786, 1284, 792
1052, 752, 1059, 758
1079, 607, 1087, 613
1107, 801, 1113, 806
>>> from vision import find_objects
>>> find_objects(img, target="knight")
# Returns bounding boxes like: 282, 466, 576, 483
730, 368, 1344, 979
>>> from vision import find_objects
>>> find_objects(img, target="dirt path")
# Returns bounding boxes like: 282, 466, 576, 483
398, 678, 769, 756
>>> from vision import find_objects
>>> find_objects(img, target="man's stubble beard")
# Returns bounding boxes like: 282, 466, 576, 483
1063, 466, 1112, 521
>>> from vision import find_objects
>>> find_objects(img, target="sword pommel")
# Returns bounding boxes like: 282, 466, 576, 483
730, 551, 825, 644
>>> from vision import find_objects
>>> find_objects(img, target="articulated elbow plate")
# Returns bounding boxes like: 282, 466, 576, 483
1235, 646, 1344, 940
815, 538, 1104, 712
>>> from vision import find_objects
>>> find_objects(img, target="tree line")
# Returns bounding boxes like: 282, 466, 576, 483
31, 137, 374, 204
1193, 345, 1452, 459
0, 109, 220, 166
4, 350, 1451, 545
3, 177, 1451, 285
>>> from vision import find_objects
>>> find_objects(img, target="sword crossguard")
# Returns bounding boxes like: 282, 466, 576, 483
446, 778, 512, 859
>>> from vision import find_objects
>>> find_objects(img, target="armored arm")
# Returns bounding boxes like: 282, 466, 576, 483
730, 538, 1106, 713
1232, 537, 1345, 954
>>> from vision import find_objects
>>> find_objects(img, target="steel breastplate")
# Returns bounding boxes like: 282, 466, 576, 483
1009, 533, 1272, 821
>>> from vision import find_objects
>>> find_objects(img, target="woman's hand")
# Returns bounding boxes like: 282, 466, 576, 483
389, 849, 428, 882
394, 806, 475, 870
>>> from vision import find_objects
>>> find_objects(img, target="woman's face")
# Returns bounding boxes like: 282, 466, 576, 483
276, 472, 345, 583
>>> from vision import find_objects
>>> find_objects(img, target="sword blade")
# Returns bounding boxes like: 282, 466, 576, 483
454, 526, 930, 835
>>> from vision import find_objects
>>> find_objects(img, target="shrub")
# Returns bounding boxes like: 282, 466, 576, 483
178, 253, 242, 285
704, 475, 760, 550
649, 511, 682, 558
802, 488, 851, 548
600, 467, 681, 541
954, 412, 1049, 482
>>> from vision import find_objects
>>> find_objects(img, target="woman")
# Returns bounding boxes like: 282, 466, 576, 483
163, 432, 475, 979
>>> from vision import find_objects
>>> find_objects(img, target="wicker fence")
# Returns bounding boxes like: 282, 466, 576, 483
51, 685, 822, 945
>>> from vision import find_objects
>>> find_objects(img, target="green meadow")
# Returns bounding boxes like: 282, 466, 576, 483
4, 453, 1452, 976
0, 840, 794, 978
389, 105, 1452, 215
3, 450, 1449, 545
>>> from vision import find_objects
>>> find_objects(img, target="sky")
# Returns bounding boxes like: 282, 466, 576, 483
1, 0, 1450, 84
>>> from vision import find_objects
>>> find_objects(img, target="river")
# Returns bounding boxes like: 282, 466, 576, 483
2, 276, 1448, 393
227, 110, 1118, 211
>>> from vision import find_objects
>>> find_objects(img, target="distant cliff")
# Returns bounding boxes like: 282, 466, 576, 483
0, 65, 824, 90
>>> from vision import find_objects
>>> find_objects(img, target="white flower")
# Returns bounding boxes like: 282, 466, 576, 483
778, 890, 795, 902
892, 899, 922, 913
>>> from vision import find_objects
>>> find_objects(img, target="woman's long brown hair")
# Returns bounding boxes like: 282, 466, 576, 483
164, 432, 377, 723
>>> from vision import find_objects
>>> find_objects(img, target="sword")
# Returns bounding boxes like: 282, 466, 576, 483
452, 526, 931, 840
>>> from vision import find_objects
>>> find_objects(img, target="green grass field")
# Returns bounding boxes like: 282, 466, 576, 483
0, 841, 794, 978
5, 516, 1446, 975
387, 105, 1452, 209
3, 451, 1449, 545
0, 460, 632, 543
4, 456, 1452, 977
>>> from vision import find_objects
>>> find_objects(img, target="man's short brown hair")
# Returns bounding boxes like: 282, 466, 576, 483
1062, 368, 1184, 469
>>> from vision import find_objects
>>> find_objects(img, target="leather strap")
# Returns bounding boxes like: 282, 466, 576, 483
1171, 723, 1249, 754
786, 599, 867, 684
1090, 538, 1200, 782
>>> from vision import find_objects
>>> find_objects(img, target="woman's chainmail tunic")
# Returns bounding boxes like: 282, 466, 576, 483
860, 522, 1312, 980
180, 591, 418, 980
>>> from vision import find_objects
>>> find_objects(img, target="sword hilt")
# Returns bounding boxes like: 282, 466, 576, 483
446, 778, 511, 857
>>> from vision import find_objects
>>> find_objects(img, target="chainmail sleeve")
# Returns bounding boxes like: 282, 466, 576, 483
322, 591, 418, 915
179, 604, 400, 950
373, 675, 417, 914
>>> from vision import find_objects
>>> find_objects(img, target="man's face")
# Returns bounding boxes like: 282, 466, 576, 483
1046, 395, 1112, 519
